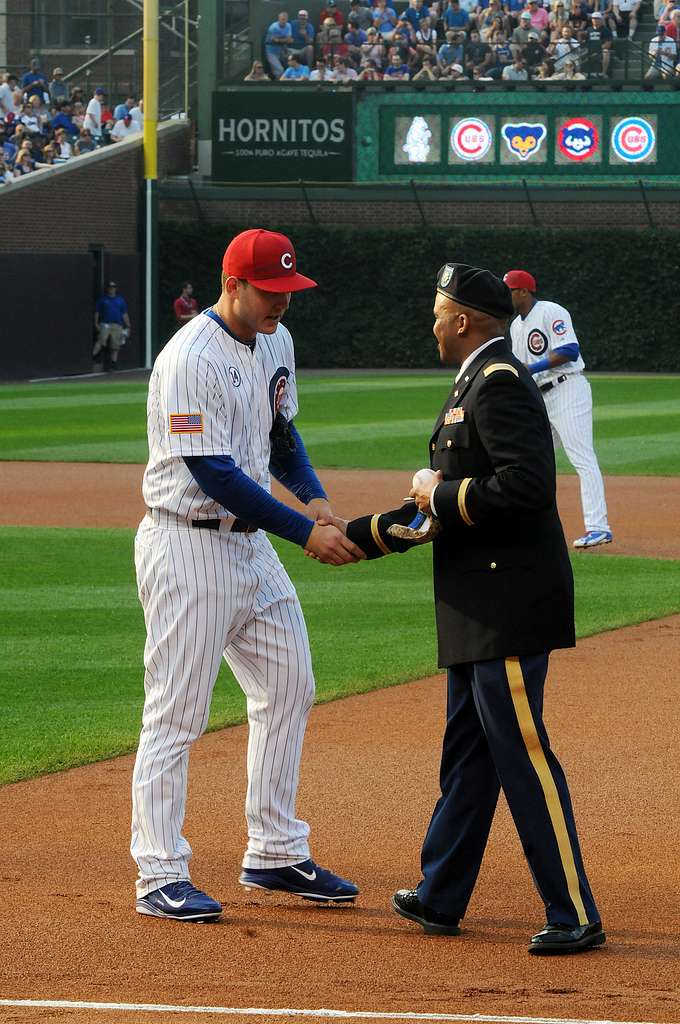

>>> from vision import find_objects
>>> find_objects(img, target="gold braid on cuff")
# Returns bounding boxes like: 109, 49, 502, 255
370, 514, 392, 555
457, 478, 474, 527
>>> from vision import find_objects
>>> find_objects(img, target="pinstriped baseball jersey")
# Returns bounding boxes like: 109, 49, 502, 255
131, 307, 320, 899
510, 299, 608, 535
143, 311, 299, 520
509, 300, 585, 387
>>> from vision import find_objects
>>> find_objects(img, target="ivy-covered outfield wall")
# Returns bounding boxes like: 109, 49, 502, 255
159, 223, 680, 371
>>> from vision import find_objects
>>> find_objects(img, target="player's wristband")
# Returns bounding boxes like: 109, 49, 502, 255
529, 357, 551, 375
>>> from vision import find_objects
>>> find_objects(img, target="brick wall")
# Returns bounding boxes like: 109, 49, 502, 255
0, 121, 190, 378
159, 195, 680, 230
2, 122, 191, 254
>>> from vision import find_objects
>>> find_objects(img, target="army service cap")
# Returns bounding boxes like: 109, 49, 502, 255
436, 263, 514, 319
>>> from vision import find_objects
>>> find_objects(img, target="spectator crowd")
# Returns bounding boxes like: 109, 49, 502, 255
0, 57, 144, 186
247, 0, 680, 83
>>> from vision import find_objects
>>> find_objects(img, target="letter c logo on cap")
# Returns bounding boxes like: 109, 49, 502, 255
281, 252, 293, 270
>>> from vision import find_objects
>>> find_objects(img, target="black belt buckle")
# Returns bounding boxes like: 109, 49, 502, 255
232, 518, 257, 533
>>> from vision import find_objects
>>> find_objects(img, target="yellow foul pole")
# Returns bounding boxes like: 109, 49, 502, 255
143, 0, 159, 368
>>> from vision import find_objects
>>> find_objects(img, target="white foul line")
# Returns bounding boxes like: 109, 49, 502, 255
0, 1002, 667, 1024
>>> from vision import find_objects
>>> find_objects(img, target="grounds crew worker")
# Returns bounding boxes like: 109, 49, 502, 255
93, 280, 131, 371
344, 263, 605, 956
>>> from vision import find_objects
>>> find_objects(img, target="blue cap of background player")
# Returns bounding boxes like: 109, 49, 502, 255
436, 263, 514, 319
95, 87, 105, 95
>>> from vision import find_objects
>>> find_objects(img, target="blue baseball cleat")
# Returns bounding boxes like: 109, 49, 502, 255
136, 881, 222, 921
239, 858, 359, 902
573, 530, 613, 549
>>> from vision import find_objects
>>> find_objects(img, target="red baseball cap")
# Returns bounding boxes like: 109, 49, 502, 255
503, 269, 537, 291
222, 228, 317, 293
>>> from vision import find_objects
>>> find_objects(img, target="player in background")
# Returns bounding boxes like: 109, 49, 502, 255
503, 270, 611, 549
132, 229, 363, 923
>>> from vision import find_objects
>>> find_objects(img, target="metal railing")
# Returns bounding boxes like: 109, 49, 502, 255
0, 3, 198, 115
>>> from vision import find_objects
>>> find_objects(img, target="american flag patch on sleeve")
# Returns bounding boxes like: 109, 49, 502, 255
169, 413, 203, 434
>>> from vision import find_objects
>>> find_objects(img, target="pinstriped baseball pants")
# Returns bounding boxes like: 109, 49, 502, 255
545, 374, 609, 534
131, 515, 315, 898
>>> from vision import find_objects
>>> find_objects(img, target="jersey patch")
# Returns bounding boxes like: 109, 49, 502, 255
552, 319, 567, 336
169, 413, 203, 434
228, 366, 242, 387
269, 366, 291, 420
527, 329, 548, 355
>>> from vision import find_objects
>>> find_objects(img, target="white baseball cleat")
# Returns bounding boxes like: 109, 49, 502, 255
573, 530, 613, 549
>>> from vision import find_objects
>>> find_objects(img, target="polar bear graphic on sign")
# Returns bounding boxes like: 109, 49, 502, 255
402, 116, 432, 163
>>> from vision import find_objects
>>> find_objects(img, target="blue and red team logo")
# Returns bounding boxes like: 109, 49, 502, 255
558, 118, 599, 162
501, 122, 546, 161
552, 319, 567, 336
450, 118, 493, 162
611, 117, 656, 163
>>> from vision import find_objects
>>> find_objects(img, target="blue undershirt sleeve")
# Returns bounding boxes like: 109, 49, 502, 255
529, 344, 580, 375
269, 424, 327, 505
183, 455, 314, 547
554, 343, 580, 362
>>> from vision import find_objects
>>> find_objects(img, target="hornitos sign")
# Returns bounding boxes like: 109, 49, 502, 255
212, 89, 353, 182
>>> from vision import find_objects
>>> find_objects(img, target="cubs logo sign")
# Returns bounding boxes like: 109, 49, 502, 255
501, 122, 546, 161
552, 319, 567, 336
611, 117, 656, 163
450, 118, 493, 162
558, 118, 599, 162
528, 329, 548, 355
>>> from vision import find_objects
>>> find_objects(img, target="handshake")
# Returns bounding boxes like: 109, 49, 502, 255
303, 469, 442, 567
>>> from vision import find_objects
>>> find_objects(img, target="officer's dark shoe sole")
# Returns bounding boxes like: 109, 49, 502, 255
529, 921, 606, 955
391, 893, 461, 936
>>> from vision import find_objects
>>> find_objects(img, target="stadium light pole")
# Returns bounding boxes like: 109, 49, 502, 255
143, 0, 159, 370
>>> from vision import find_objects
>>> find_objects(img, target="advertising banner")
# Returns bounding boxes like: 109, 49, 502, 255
212, 89, 353, 182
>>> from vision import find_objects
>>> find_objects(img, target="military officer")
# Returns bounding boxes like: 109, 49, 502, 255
346, 264, 605, 956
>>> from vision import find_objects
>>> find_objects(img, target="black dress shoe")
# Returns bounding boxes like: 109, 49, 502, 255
529, 921, 606, 955
391, 889, 461, 936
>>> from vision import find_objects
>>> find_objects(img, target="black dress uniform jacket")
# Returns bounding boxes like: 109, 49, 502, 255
430, 337, 574, 667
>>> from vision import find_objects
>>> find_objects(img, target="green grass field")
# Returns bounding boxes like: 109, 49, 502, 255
1, 375, 679, 474
2, 525, 680, 786
1, 372, 678, 786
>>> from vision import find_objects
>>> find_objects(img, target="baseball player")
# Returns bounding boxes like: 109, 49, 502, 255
503, 269, 612, 549
132, 228, 363, 922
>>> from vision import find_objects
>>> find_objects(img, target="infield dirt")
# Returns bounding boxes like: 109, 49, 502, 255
1, 465, 679, 1023
1, 462, 679, 560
